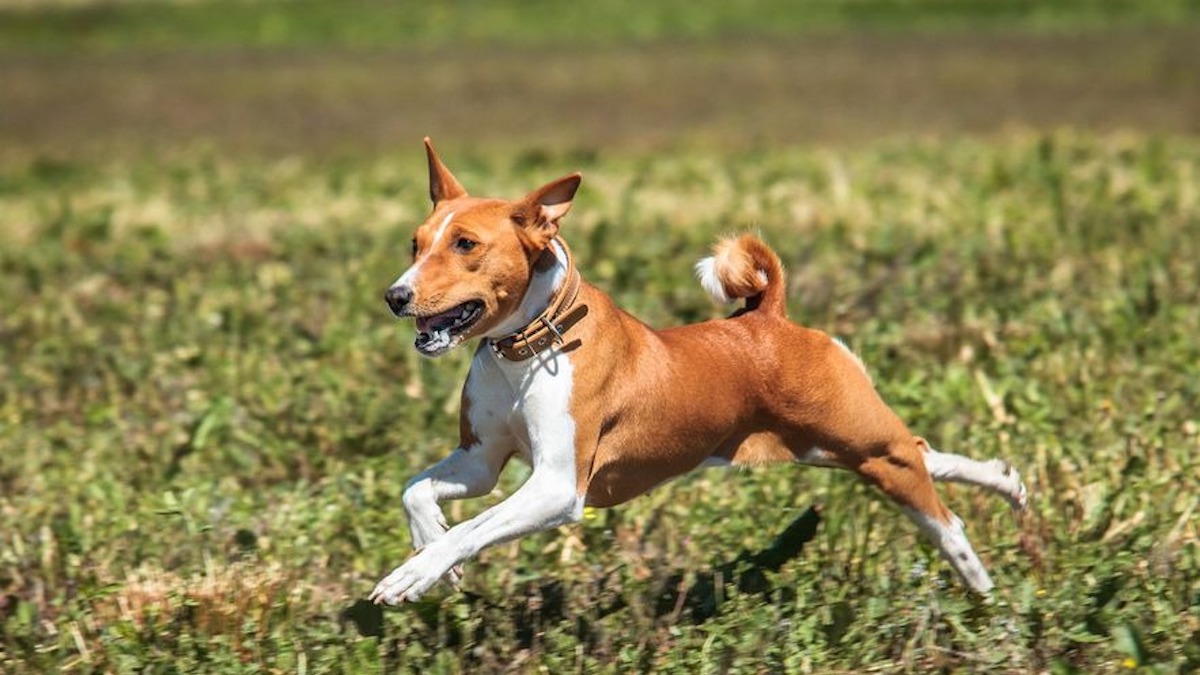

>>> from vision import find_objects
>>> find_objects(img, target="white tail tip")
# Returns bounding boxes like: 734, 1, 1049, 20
694, 256, 731, 303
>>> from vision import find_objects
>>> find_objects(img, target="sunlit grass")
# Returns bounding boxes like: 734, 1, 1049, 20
1, 132, 1198, 671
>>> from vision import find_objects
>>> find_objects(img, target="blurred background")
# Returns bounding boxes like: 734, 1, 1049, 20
3, 0, 1199, 158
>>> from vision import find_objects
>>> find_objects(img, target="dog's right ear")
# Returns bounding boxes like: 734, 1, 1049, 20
424, 137, 468, 204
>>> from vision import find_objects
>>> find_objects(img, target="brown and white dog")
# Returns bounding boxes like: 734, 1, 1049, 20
370, 139, 1027, 605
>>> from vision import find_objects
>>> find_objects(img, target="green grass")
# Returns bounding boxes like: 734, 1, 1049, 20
2, 132, 1198, 672
7, 1, 1200, 157
2, 0, 1199, 670
3, 0, 1200, 54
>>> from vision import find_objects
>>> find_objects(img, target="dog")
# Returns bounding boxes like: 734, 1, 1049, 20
370, 139, 1027, 605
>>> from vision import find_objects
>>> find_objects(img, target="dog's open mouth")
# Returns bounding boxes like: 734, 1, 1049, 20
413, 300, 484, 355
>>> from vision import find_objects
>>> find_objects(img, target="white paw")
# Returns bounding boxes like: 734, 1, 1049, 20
1002, 463, 1029, 511
369, 543, 459, 605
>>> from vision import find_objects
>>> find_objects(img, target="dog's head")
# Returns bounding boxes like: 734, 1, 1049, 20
384, 138, 581, 357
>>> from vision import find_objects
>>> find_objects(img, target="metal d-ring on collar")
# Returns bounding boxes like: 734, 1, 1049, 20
489, 239, 589, 362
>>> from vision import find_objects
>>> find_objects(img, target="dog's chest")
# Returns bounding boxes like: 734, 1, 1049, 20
464, 347, 578, 464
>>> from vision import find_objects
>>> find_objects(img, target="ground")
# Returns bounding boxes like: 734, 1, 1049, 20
1, 1, 1198, 672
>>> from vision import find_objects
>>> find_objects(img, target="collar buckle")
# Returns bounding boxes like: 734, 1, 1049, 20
540, 316, 566, 345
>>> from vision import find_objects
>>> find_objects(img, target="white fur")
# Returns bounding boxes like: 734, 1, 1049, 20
694, 256, 731, 303
923, 446, 1028, 510
902, 507, 994, 594
788, 440, 1027, 511
693, 255, 768, 304
401, 352, 517, 553
390, 210, 455, 292
372, 246, 584, 605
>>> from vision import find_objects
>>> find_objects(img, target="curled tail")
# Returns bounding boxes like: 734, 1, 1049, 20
693, 234, 786, 315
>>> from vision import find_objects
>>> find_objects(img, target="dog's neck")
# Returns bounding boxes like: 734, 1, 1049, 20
485, 239, 570, 339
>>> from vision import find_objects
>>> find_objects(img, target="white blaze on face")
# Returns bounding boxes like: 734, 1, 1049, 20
390, 210, 456, 292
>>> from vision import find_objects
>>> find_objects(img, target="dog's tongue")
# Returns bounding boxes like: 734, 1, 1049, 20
416, 306, 460, 334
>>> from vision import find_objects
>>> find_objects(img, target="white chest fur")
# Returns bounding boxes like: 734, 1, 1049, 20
483, 346, 578, 473
371, 344, 583, 605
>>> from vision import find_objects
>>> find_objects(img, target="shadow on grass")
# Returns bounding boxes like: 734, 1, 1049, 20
341, 504, 822, 643
651, 503, 822, 623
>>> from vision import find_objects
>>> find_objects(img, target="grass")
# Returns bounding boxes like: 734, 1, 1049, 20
6, 29, 1200, 159
3, 0, 1199, 54
1, 132, 1198, 672
4, 2, 1200, 157
2, 0, 1199, 672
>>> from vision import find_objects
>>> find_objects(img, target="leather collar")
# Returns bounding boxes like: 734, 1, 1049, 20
489, 239, 589, 361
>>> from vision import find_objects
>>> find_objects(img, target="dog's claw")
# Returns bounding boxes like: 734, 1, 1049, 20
446, 563, 465, 590
372, 543, 459, 605
1002, 463, 1029, 512
1013, 480, 1029, 512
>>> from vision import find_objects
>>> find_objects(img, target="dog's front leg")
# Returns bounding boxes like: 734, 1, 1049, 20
403, 443, 510, 552
373, 346, 581, 605
371, 466, 583, 605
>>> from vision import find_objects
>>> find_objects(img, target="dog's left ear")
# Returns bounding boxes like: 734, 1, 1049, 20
512, 173, 582, 249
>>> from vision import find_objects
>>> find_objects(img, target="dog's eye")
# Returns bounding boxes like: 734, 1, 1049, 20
411, 238, 418, 258
454, 237, 478, 253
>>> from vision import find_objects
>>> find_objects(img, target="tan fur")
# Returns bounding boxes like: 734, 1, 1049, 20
406, 198, 538, 338
564, 279, 947, 524
405, 193, 954, 521
388, 142, 1020, 597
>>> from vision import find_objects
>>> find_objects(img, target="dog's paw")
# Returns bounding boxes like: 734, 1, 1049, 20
1002, 462, 1029, 512
370, 544, 459, 606
1013, 480, 1029, 512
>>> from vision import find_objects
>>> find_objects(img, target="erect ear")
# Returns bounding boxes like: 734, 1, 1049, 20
511, 172, 582, 249
424, 137, 467, 204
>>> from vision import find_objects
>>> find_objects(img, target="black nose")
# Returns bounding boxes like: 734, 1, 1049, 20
384, 285, 413, 316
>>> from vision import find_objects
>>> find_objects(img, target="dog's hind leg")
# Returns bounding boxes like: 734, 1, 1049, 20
710, 431, 1003, 593
855, 440, 995, 594
899, 505, 994, 594
917, 437, 1028, 511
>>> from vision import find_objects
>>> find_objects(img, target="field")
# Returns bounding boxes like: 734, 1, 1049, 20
3, 2, 1200, 673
